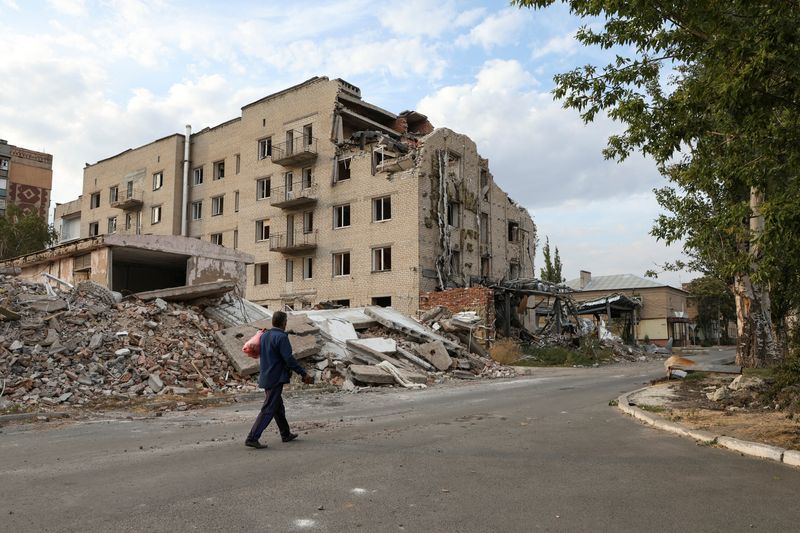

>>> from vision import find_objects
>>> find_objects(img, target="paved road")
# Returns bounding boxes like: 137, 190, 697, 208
2, 353, 799, 532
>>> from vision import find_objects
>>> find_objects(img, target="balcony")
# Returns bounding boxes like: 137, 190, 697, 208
269, 229, 318, 255
270, 182, 318, 209
111, 189, 143, 210
271, 134, 318, 166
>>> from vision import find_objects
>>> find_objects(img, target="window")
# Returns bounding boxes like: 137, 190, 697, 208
151, 205, 162, 224
193, 167, 203, 186
481, 257, 490, 277
233, 229, 238, 249
286, 259, 294, 282
235, 154, 241, 174
507, 221, 520, 242
88, 221, 99, 236
333, 204, 351, 229
336, 157, 351, 182
90, 192, 100, 209
256, 220, 270, 241
210, 233, 223, 246
107, 217, 117, 234
213, 160, 224, 180
303, 123, 313, 146
153, 172, 163, 190
302, 167, 312, 189
303, 211, 313, 234
211, 195, 224, 216
373, 196, 391, 222
447, 202, 460, 227
303, 257, 313, 280
191, 201, 202, 220
480, 168, 489, 188
371, 296, 391, 307
109, 185, 118, 204
255, 263, 269, 285
258, 137, 272, 159
125, 213, 133, 231
333, 252, 351, 277
284, 171, 293, 193
126, 181, 134, 198
257, 178, 271, 200
0, 159, 7, 170
510, 262, 520, 279
372, 246, 392, 272
331, 299, 350, 308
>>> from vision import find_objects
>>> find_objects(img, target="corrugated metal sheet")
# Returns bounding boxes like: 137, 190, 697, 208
565, 273, 665, 291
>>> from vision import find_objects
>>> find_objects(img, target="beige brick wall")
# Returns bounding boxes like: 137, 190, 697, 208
80, 134, 183, 238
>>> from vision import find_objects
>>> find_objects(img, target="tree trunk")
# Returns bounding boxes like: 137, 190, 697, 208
734, 187, 782, 367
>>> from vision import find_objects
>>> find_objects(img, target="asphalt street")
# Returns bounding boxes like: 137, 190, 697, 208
2, 352, 799, 532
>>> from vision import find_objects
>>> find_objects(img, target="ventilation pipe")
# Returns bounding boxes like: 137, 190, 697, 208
181, 124, 191, 236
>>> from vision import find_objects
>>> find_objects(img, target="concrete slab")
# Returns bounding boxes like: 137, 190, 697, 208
318, 319, 359, 343
252, 314, 319, 335
136, 280, 236, 302
214, 325, 260, 376
205, 295, 271, 327
297, 307, 376, 329
289, 334, 320, 360
414, 340, 453, 371
350, 337, 397, 353
349, 365, 394, 384
365, 306, 462, 352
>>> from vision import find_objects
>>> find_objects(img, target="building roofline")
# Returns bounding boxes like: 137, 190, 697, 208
193, 116, 242, 137
241, 76, 328, 111
87, 133, 183, 167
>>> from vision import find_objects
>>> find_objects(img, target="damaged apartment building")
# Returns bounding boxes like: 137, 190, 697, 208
52, 77, 535, 313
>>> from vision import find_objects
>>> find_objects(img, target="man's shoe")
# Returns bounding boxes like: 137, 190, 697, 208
245, 440, 268, 449
281, 433, 299, 443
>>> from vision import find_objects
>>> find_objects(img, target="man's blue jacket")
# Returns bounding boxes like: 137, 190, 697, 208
258, 327, 307, 390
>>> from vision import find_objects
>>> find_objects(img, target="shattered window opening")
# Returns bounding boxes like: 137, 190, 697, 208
286, 259, 294, 282
257, 177, 271, 200
213, 160, 225, 180
480, 213, 489, 244
303, 211, 313, 234
372, 246, 392, 272
107, 217, 117, 234
447, 202, 460, 227
333, 252, 351, 277
88, 221, 99, 236
90, 192, 100, 209
191, 201, 202, 220
255, 263, 269, 285
153, 172, 163, 190
124, 213, 133, 231
481, 257, 490, 277
333, 204, 351, 229
336, 158, 351, 182
507, 221, 520, 242
258, 137, 272, 159
373, 196, 391, 222
256, 219, 270, 242
193, 167, 204, 186
303, 257, 313, 280
109, 185, 118, 204
211, 195, 224, 216
303, 124, 313, 146
371, 296, 391, 307
151, 205, 162, 224
302, 167, 312, 189
210, 233, 223, 246
449, 250, 461, 274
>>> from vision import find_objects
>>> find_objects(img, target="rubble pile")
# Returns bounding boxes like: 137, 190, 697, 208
0, 276, 255, 412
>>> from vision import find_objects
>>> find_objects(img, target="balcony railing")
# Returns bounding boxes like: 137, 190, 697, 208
271, 134, 318, 166
270, 181, 317, 209
111, 189, 144, 210
269, 229, 318, 255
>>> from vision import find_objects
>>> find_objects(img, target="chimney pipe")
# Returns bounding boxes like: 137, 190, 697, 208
181, 125, 191, 236
579, 270, 591, 289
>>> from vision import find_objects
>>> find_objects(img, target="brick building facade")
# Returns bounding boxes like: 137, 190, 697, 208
0, 139, 53, 220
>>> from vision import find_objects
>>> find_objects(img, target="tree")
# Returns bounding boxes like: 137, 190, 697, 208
539, 236, 564, 283
685, 276, 736, 344
0, 204, 58, 260
513, 1, 800, 367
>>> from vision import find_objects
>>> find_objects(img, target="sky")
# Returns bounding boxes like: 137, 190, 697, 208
0, 0, 692, 287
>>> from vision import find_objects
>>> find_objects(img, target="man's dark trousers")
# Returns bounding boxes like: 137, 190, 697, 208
247, 384, 291, 442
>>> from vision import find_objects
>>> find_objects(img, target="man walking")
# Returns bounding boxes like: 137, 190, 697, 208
246, 311, 313, 449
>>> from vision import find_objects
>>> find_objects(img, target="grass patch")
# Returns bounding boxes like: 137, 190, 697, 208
517, 340, 614, 367
489, 338, 523, 365
639, 404, 667, 413
682, 372, 710, 382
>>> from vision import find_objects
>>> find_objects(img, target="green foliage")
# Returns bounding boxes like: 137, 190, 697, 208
514, 1, 800, 364
520, 339, 612, 366
0, 204, 58, 260
685, 276, 735, 343
539, 236, 564, 283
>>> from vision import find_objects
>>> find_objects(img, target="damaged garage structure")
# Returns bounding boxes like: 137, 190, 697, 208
47, 76, 535, 312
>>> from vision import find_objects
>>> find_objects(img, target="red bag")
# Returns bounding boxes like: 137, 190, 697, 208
242, 329, 268, 359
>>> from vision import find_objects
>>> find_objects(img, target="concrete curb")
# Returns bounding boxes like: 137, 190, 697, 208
616, 385, 799, 467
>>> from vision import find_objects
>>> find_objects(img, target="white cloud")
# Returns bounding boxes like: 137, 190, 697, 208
457, 8, 530, 49
532, 30, 578, 59
3, 0, 20, 10
417, 59, 660, 208
380, 0, 483, 37
47, 0, 86, 16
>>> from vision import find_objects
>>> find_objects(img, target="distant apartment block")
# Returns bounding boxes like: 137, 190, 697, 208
55, 77, 536, 313
0, 139, 52, 219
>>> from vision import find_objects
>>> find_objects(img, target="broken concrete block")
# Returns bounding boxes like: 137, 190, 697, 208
56, 392, 73, 404
396, 368, 428, 384
729, 374, 764, 391
41, 328, 59, 347
88, 333, 104, 350
28, 299, 68, 313
214, 325, 260, 376
349, 365, 394, 385
318, 318, 358, 343
255, 314, 319, 335
706, 386, 728, 402
154, 298, 169, 311
148, 373, 164, 393
115, 348, 131, 357
316, 359, 330, 370
350, 338, 397, 354
289, 334, 320, 360
414, 340, 452, 371
78, 374, 93, 386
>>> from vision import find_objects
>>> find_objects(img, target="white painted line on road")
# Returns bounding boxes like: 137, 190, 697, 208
351, 488, 367, 494
294, 518, 316, 528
